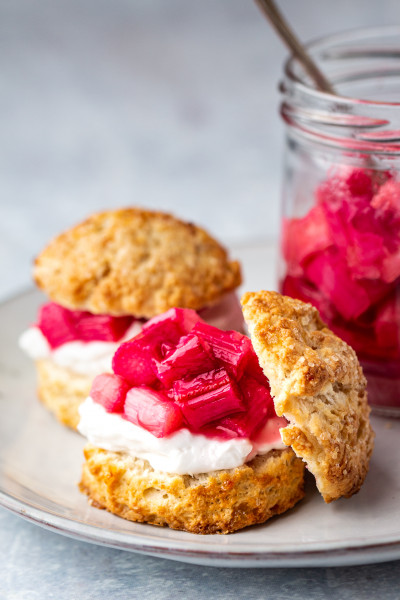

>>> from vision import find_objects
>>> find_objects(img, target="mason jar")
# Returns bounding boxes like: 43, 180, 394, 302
278, 26, 400, 417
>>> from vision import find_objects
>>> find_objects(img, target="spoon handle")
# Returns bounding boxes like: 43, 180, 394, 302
254, 0, 335, 94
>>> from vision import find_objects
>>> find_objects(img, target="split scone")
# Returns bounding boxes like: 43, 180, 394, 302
19, 208, 243, 429
78, 294, 373, 534
241, 290, 375, 502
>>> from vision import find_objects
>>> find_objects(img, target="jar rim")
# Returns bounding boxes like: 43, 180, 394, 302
282, 26, 400, 154
284, 25, 400, 108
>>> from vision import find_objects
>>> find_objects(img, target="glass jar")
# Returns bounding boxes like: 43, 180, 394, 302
278, 26, 400, 417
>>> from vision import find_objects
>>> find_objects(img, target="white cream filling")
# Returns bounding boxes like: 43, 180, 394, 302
78, 397, 286, 475
18, 322, 143, 376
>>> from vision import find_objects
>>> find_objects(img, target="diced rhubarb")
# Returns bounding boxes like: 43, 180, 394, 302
175, 374, 244, 430
382, 249, 400, 284
193, 322, 251, 379
124, 387, 183, 437
154, 333, 214, 387
172, 367, 231, 402
38, 303, 76, 349
244, 348, 268, 384
217, 375, 274, 438
346, 168, 373, 200
37, 302, 134, 348
305, 251, 372, 320
374, 294, 400, 352
282, 204, 333, 268
371, 180, 400, 223
90, 373, 131, 412
345, 231, 385, 280
112, 314, 194, 387
75, 312, 134, 342
112, 335, 158, 387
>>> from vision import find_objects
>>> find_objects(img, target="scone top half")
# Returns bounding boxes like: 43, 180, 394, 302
33, 208, 242, 318
242, 290, 375, 503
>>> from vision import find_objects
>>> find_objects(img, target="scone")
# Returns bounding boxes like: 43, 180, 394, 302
241, 290, 375, 502
78, 294, 374, 534
19, 208, 243, 429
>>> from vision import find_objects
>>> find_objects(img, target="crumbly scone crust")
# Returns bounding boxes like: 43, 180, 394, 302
33, 208, 242, 318
36, 359, 92, 429
241, 290, 374, 503
80, 445, 305, 534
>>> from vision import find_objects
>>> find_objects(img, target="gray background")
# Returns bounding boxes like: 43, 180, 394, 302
1, 1, 400, 598
2, 0, 400, 297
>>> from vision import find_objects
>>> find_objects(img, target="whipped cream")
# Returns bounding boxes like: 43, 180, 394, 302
19, 322, 143, 376
78, 397, 286, 475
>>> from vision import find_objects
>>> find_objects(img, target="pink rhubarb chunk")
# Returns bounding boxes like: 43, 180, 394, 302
74, 312, 134, 342
90, 373, 131, 412
38, 303, 77, 349
217, 375, 274, 438
124, 387, 183, 437
37, 302, 133, 348
154, 333, 214, 387
193, 322, 252, 379
174, 368, 245, 430
112, 314, 192, 386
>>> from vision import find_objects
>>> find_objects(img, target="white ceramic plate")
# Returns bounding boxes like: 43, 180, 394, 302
1, 244, 400, 568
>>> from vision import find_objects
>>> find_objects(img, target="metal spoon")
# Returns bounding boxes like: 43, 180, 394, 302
254, 0, 336, 95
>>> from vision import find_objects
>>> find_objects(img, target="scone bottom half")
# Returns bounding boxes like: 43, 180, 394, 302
79, 446, 305, 535
77, 305, 306, 534
241, 290, 375, 504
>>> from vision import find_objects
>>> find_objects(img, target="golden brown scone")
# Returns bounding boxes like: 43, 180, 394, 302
33, 208, 242, 318
80, 445, 305, 534
241, 290, 374, 503
36, 359, 92, 429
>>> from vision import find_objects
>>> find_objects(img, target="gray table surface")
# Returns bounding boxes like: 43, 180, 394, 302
2, 1, 400, 598
0, 508, 399, 600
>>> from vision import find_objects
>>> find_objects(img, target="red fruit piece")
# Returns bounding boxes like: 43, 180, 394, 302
305, 250, 372, 320
193, 322, 251, 379
345, 231, 385, 280
90, 373, 131, 412
38, 302, 134, 348
346, 168, 373, 199
75, 313, 134, 342
124, 387, 183, 438
38, 303, 76, 349
282, 204, 333, 269
172, 367, 230, 402
382, 249, 400, 284
154, 333, 214, 387
244, 348, 268, 384
374, 294, 400, 352
112, 336, 158, 387
174, 368, 245, 430
112, 314, 190, 386
371, 180, 400, 223
217, 375, 274, 438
